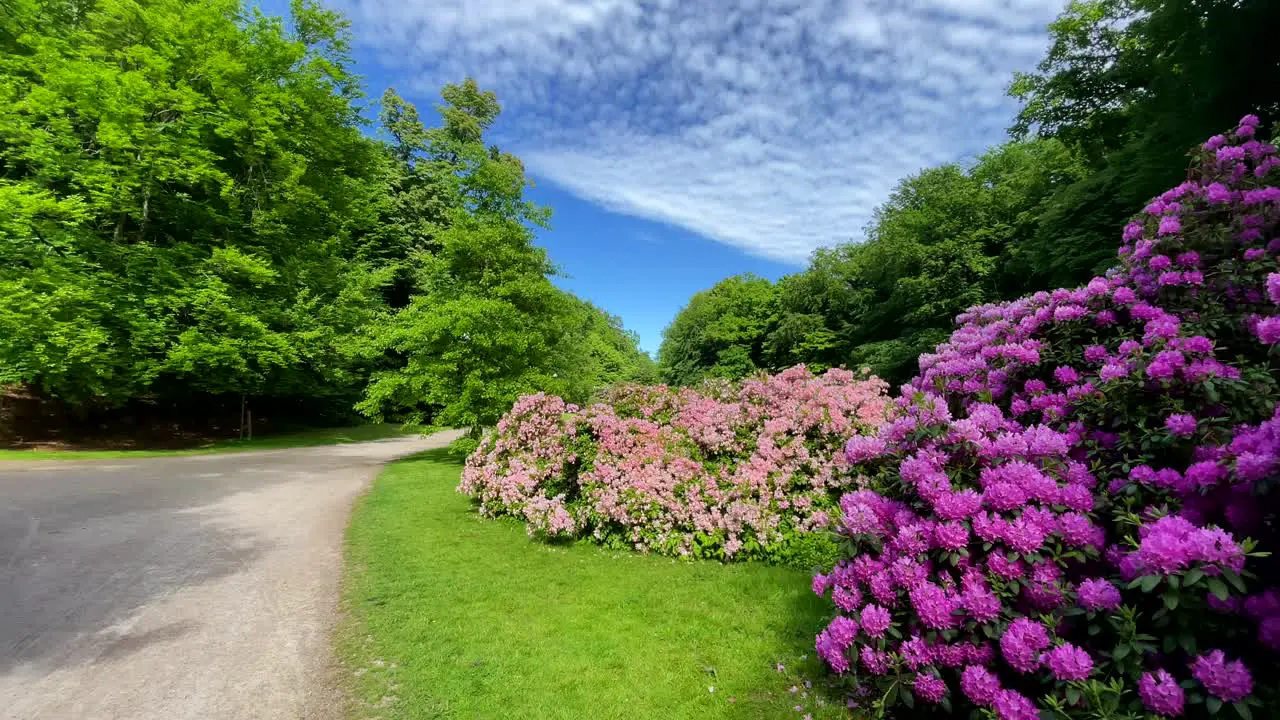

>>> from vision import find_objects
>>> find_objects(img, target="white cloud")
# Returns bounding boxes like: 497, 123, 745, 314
337, 0, 1066, 263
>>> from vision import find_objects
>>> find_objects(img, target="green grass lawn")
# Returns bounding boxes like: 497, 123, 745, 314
0, 423, 424, 460
339, 450, 851, 720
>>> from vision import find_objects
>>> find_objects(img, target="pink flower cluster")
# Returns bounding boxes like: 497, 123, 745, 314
458, 393, 584, 536
815, 117, 1280, 718
462, 366, 889, 561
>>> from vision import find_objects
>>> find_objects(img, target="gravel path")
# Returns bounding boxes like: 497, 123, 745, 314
0, 429, 465, 720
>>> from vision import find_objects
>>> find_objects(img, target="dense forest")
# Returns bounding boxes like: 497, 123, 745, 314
0, 0, 655, 442
659, 0, 1280, 388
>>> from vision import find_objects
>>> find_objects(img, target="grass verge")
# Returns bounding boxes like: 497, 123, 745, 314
0, 423, 424, 460
338, 449, 850, 720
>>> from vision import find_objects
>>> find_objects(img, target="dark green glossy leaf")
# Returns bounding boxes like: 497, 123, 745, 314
1222, 568, 1247, 594
1208, 577, 1231, 602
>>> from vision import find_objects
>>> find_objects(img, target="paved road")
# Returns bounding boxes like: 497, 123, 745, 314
0, 430, 464, 720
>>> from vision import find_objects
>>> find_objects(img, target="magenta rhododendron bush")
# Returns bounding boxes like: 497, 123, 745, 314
814, 117, 1280, 718
460, 366, 889, 565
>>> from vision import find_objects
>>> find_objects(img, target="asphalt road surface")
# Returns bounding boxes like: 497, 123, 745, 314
0, 429, 464, 720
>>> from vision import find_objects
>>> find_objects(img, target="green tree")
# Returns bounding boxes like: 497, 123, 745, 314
765, 139, 1085, 385
1009, 0, 1280, 286
673, 0, 1279, 391
0, 0, 690, 439
658, 274, 777, 386
0, 0, 386, 411
355, 81, 592, 438
355, 215, 574, 432
561, 296, 659, 395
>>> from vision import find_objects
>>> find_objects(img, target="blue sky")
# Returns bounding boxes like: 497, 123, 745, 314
299, 0, 1066, 353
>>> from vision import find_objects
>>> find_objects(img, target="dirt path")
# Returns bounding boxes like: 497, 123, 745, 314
0, 429, 465, 720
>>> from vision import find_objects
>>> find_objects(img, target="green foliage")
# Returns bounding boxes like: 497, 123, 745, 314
567, 296, 660, 393
800, 140, 1085, 382
0, 0, 648, 430
1010, 0, 1280, 287
663, 140, 1084, 387
354, 80, 650, 433
771, 532, 842, 573
0, 0, 386, 407
657, 273, 778, 386
355, 222, 579, 432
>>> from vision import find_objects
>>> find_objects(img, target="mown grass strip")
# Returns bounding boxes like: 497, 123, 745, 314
339, 449, 848, 720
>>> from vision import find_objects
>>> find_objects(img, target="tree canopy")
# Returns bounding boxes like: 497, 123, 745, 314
0, 0, 652, 435
1009, 0, 1280, 286
657, 274, 777, 387
659, 139, 1086, 385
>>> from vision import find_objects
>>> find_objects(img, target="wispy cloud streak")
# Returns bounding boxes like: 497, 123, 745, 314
339, 0, 1065, 262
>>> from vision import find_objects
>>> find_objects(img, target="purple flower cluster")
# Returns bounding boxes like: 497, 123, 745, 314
1076, 578, 1122, 611
1043, 643, 1093, 681
1139, 670, 1186, 717
1246, 590, 1280, 650
1000, 618, 1050, 674
814, 117, 1279, 715
1165, 413, 1198, 437
992, 689, 1039, 720
1190, 650, 1254, 702
858, 603, 891, 637
1123, 515, 1245, 578
815, 615, 859, 673
960, 665, 1000, 706
912, 673, 947, 704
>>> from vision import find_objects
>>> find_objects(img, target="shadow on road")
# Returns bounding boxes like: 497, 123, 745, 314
0, 497, 270, 675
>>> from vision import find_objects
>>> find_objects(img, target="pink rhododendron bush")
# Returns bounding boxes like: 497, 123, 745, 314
460, 366, 889, 566
812, 117, 1280, 718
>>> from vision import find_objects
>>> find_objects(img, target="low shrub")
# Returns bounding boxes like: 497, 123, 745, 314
460, 366, 889, 566
813, 116, 1280, 718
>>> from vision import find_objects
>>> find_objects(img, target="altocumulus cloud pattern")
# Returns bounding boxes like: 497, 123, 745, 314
337, 0, 1066, 263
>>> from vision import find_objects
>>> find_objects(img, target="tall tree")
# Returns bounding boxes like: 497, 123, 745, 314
0, 0, 717, 440
355, 81, 585, 438
560, 296, 659, 395
0, 0, 387, 411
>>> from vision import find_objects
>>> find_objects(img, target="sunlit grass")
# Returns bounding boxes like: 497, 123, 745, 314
338, 449, 850, 720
